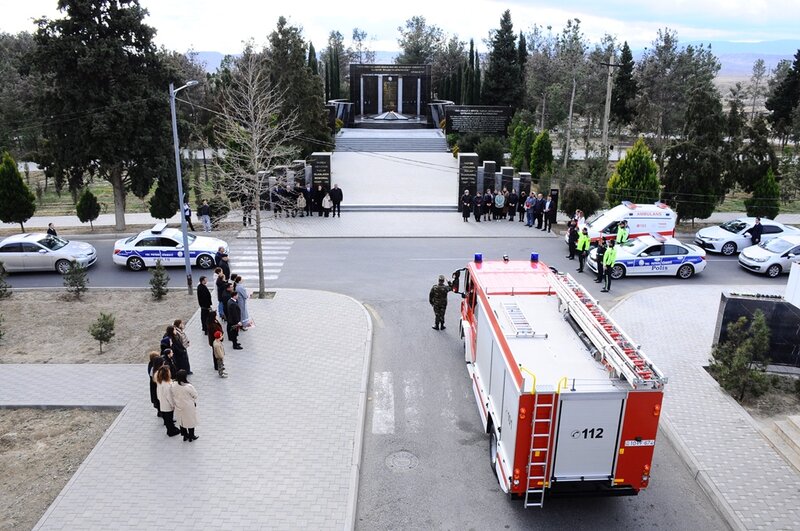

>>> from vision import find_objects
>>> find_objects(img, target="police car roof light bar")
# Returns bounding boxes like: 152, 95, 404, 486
151, 223, 168, 234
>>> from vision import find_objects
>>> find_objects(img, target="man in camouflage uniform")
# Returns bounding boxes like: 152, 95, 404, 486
429, 274, 451, 330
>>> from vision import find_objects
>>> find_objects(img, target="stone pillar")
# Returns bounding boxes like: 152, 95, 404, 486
291, 160, 307, 188
500, 166, 514, 193
518, 172, 532, 198
360, 76, 364, 116
309, 152, 332, 191
377, 74, 383, 114
417, 77, 421, 116
398, 77, 404, 114
512, 177, 520, 195
482, 161, 496, 193
458, 153, 479, 211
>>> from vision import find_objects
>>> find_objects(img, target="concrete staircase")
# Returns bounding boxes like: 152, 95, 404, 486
334, 135, 449, 153
762, 415, 800, 473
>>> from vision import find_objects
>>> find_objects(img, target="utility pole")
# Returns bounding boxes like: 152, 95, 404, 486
600, 59, 621, 161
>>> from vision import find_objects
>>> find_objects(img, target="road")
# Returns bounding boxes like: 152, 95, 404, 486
11, 231, 763, 529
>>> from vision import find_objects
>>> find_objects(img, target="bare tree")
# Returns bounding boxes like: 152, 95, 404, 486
214, 52, 300, 298
747, 58, 768, 122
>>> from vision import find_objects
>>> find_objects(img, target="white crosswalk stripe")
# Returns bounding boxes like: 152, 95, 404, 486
370, 370, 457, 435
226, 239, 293, 285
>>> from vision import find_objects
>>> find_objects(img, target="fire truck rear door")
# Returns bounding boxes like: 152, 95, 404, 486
552, 393, 625, 481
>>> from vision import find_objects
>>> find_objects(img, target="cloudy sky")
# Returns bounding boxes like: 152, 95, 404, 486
4, 0, 800, 54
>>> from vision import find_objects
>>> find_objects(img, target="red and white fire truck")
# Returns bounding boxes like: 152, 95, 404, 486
452, 255, 667, 507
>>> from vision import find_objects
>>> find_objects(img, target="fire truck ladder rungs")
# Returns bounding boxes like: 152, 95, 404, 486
524, 391, 554, 508
501, 302, 536, 337
550, 273, 667, 390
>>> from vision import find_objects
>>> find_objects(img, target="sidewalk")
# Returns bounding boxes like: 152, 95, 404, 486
6, 289, 373, 531
5, 209, 800, 235
611, 284, 800, 531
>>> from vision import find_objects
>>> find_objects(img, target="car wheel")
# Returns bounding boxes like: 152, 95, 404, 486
677, 264, 694, 279
767, 264, 782, 278
127, 256, 146, 271
610, 264, 625, 280
55, 259, 72, 275
196, 254, 214, 269
721, 242, 737, 256
489, 426, 498, 477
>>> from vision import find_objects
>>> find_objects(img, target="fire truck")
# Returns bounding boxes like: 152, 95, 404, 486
451, 254, 667, 507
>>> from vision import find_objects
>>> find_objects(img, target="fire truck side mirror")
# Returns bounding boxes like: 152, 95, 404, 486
451, 270, 462, 294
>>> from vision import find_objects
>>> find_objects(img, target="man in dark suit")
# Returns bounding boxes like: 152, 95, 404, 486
303, 184, 314, 217
226, 291, 243, 350
534, 193, 545, 229
330, 184, 343, 217
197, 276, 212, 334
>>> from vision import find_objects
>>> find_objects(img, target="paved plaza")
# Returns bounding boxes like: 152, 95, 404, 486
9, 290, 372, 531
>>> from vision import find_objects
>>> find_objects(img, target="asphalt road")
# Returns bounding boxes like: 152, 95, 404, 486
11, 232, 769, 529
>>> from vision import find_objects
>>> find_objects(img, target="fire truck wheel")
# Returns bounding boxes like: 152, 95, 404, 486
489, 428, 498, 477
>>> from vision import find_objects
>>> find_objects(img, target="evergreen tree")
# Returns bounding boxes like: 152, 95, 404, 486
396, 16, 443, 65
529, 131, 554, 184
307, 42, 318, 75
474, 48, 482, 103
33, 0, 175, 231
510, 124, 535, 171
76, 188, 101, 230
560, 184, 602, 218
0, 151, 36, 232
481, 10, 521, 109
663, 84, 727, 220
264, 17, 330, 156
462, 39, 475, 104
736, 117, 778, 192
475, 137, 505, 167
610, 41, 637, 126
150, 259, 170, 300
606, 138, 660, 205
517, 32, 528, 87
63, 260, 88, 299
765, 49, 800, 144
148, 176, 179, 221
89, 313, 116, 354
709, 310, 771, 402
744, 168, 780, 219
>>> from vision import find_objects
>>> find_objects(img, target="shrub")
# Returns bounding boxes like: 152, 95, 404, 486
708, 310, 771, 402
560, 184, 603, 218
744, 168, 780, 219
457, 133, 482, 154
475, 137, 505, 167
63, 260, 88, 299
606, 137, 660, 206
149, 259, 170, 300
89, 313, 115, 353
207, 195, 231, 229
76, 188, 101, 229
0, 261, 10, 300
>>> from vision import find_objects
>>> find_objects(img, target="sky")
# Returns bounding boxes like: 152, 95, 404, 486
3, 0, 800, 55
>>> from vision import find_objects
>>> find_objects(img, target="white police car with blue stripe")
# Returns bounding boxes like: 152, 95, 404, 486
113, 223, 228, 271
587, 234, 707, 280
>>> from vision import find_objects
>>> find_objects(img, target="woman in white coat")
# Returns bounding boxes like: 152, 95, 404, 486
155, 366, 180, 437
172, 369, 199, 442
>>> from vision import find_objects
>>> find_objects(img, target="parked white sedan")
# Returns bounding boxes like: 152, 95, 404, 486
113, 223, 228, 271
588, 235, 707, 280
738, 235, 800, 277
0, 233, 97, 274
694, 217, 799, 256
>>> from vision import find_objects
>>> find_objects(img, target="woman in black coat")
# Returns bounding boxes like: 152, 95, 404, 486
164, 325, 191, 374
147, 352, 164, 417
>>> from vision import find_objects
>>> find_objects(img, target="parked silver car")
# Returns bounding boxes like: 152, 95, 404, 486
738, 235, 800, 277
694, 217, 799, 256
0, 233, 97, 274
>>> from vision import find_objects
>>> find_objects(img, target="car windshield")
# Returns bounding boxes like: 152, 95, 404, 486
37, 235, 68, 251
625, 240, 651, 255
720, 220, 748, 233
587, 213, 613, 231
762, 239, 794, 254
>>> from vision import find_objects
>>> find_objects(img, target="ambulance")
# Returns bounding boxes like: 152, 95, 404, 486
566, 201, 676, 244
451, 254, 667, 507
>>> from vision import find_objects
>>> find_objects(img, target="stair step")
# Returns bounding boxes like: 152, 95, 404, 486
762, 423, 800, 473
776, 419, 800, 455
788, 415, 800, 432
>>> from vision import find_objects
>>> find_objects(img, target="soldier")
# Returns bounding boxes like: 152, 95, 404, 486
429, 274, 451, 330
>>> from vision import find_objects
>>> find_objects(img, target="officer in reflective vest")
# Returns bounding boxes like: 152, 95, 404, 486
576, 227, 591, 273
601, 240, 618, 293
616, 220, 629, 244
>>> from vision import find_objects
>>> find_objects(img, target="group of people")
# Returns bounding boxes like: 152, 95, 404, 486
242, 183, 344, 226
460, 189, 558, 232
183, 199, 213, 233
147, 319, 200, 442
565, 212, 629, 293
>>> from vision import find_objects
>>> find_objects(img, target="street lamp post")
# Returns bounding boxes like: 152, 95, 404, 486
169, 80, 199, 295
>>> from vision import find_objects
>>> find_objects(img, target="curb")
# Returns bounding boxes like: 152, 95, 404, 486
342, 294, 375, 531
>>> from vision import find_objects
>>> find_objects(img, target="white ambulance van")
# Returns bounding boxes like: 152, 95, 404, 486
567, 201, 676, 244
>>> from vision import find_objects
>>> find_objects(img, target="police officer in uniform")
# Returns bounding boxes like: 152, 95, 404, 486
601, 240, 618, 293
616, 220, 629, 244
429, 275, 451, 330
594, 238, 606, 283
576, 227, 591, 273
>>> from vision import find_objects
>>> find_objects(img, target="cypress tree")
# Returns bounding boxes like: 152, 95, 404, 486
518, 32, 528, 85
481, 10, 521, 108
611, 41, 638, 126
0, 151, 36, 232
765, 49, 800, 143
474, 48, 482, 104
308, 42, 318, 75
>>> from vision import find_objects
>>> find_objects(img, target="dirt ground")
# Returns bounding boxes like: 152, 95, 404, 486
0, 408, 119, 530
0, 290, 198, 364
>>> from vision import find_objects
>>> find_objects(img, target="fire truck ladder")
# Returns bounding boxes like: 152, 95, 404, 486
549, 273, 667, 390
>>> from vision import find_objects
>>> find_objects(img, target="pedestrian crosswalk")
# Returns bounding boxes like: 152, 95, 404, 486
227, 239, 293, 283
370, 370, 469, 435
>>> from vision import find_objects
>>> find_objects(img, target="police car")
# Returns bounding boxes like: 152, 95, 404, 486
587, 234, 707, 280
112, 223, 228, 271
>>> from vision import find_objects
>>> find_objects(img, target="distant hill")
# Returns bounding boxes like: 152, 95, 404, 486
196, 41, 799, 78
